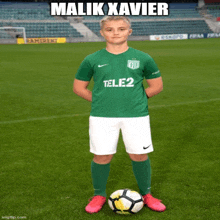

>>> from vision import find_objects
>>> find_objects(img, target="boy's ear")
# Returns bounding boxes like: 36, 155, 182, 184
129, 29, 132, 35
100, 29, 104, 37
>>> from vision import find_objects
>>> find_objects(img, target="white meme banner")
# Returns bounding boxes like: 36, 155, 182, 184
50, 2, 169, 16
150, 34, 188, 41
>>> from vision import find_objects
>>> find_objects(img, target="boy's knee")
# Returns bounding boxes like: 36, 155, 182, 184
93, 154, 114, 164
129, 153, 148, 162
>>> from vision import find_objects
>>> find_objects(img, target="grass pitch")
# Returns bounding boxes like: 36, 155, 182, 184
0, 38, 220, 220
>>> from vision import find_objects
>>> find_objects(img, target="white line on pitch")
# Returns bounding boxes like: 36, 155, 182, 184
0, 113, 90, 125
149, 98, 220, 109
0, 98, 219, 125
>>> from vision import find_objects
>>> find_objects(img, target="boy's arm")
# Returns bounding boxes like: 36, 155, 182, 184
145, 76, 163, 98
73, 79, 92, 102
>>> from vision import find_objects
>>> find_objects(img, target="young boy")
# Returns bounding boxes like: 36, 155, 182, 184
73, 16, 166, 213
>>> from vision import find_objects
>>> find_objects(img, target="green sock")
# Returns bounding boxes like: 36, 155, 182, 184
132, 158, 151, 196
91, 161, 110, 197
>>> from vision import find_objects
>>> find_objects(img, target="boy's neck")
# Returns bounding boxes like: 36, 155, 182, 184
106, 42, 129, 55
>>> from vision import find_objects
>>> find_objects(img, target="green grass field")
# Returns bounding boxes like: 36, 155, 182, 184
0, 38, 220, 220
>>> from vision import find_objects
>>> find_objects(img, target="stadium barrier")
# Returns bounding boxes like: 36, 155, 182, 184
13, 32, 220, 44
188, 33, 220, 39
17, 37, 66, 44
150, 33, 220, 41
150, 34, 188, 41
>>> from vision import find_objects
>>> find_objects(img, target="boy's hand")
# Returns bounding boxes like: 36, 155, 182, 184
73, 79, 92, 102
145, 77, 163, 98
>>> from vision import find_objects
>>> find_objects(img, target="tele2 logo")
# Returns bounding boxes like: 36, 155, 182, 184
103, 77, 134, 87
102, 60, 139, 87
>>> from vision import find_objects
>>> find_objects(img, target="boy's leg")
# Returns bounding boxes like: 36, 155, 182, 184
121, 116, 166, 212
88, 116, 120, 197
86, 116, 118, 214
130, 154, 166, 212
121, 116, 153, 196
92, 155, 113, 197
85, 155, 113, 214
130, 154, 151, 195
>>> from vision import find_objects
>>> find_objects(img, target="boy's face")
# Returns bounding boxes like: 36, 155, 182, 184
100, 19, 132, 45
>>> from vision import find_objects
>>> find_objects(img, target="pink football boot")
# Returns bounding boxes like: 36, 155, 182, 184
85, 195, 106, 214
143, 194, 166, 212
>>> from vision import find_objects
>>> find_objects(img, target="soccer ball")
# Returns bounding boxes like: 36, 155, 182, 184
108, 189, 144, 214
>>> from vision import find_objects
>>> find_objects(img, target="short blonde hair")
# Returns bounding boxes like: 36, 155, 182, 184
100, 16, 131, 29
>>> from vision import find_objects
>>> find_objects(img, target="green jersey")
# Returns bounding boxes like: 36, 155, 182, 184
75, 47, 161, 117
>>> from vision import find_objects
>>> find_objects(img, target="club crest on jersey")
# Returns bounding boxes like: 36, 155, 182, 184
127, 60, 140, 70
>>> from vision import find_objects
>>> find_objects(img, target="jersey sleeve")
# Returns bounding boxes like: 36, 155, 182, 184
143, 55, 161, 79
75, 57, 93, 81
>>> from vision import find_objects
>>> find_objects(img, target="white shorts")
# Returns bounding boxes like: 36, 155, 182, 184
89, 116, 154, 155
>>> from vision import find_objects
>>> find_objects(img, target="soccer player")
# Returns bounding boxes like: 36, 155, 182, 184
73, 16, 166, 213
